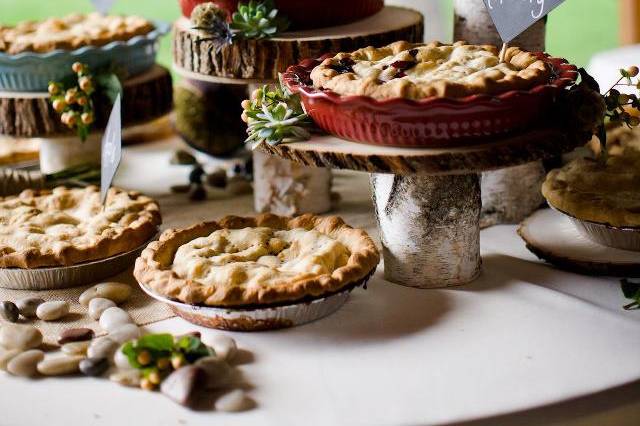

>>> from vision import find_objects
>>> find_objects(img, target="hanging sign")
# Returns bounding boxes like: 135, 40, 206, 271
100, 94, 122, 205
91, 0, 116, 14
483, 0, 566, 43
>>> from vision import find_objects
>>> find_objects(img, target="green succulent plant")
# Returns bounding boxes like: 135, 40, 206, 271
231, 0, 289, 39
241, 83, 313, 147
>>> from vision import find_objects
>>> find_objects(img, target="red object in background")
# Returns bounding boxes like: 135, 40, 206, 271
282, 54, 579, 148
179, 0, 384, 30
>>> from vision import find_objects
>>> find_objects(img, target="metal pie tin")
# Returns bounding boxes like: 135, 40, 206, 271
0, 234, 159, 290
138, 272, 374, 332
552, 206, 640, 252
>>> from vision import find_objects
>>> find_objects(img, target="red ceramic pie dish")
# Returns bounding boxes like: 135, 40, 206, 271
282, 53, 579, 148
179, 0, 384, 30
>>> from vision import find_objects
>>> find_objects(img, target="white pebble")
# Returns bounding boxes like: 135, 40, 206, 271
114, 344, 132, 369
215, 389, 249, 412
0, 347, 22, 371
202, 334, 238, 362
79, 282, 132, 307
110, 369, 140, 387
108, 324, 140, 344
99, 307, 133, 333
37, 354, 83, 376
0, 324, 42, 350
36, 301, 70, 321
88, 298, 116, 320
61, 340, 91, 356
7, 350, 44, 377
87, 336, 119, 360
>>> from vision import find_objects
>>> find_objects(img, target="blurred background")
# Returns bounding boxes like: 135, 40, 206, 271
0, 0, 619, 69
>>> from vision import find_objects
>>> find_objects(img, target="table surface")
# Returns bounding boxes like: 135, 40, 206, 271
1, 137, 639, 426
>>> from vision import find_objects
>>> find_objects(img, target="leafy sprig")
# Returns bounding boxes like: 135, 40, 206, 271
241, 83, 314, 147
621, 279, 640, 310
121, 333, 214, 390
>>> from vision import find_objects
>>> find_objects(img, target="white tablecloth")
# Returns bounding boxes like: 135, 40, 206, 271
1, 137, 639, 426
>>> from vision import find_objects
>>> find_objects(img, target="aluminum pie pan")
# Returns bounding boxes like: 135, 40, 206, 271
0, 233, 159, 290
138, 269, 375, 332
550, 205, 640, 252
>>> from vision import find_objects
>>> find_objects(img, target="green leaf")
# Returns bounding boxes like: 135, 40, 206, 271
121, 342, 142, 368
95, 72, 122, 105
136, 333, 175, 352
621, 279, 640, 299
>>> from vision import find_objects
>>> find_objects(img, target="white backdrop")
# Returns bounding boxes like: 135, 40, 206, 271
388, 0, 450, 42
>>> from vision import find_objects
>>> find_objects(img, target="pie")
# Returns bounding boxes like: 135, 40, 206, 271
310, 41, 552, 100
0, 13, 155, 54
134, 214, 380, 307
542, 148, 640, 228
0, 186, 161, 268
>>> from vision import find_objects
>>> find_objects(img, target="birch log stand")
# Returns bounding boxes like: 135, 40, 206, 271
172, 6, 424, 215
454, 0, 548, 228
257, 126, 592, 288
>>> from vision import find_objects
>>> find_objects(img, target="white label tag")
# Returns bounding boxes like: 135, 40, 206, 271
91, 0, 116, 14
483, 0, 565, 43
100, 94, 122, 205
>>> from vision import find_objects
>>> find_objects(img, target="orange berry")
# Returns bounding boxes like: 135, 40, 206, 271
72, 62, 84, 74
52, 99, 66, 113
81, 112, 94, 125
628, 66, 639, 77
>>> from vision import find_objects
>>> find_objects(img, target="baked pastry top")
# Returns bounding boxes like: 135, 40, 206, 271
310, 41, 552, 100
0, 13, 155, 54
542, 148, 640, 227
0, 186, 161, 268
134, 214, 380, 307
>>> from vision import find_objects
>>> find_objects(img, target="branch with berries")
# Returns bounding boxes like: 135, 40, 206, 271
48, 62, 95, 141
603, 66, 640, 127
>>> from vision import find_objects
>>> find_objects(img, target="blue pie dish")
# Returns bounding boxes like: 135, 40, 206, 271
0, 21, 170, 93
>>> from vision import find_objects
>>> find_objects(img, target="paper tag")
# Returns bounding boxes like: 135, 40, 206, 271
100, 94, 122, 205
483, 0, 565, 43
90, 0, 116, 14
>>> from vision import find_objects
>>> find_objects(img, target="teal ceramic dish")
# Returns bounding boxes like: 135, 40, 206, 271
0, 21, 170, 93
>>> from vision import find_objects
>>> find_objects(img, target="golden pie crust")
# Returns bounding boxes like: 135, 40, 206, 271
0, 13, 155, 54
134, 214, 380, 307
311, 41, 552, 100
542, 148, 640, 227
0, 186, 161, 268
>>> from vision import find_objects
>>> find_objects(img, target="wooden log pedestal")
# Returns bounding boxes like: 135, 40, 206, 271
173, 6, 424, 82
0, 65, 173, 139
173, 5, 424, 216
257, 127, 592, 288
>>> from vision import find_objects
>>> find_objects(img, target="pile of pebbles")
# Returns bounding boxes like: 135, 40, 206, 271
169, 149, 253, 201
0, 281, 250, 412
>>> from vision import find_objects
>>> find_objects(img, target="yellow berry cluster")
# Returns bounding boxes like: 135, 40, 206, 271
48, 62, 96, 139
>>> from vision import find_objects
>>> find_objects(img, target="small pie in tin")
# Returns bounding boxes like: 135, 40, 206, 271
0, 186, 161, 268
134, 214, 380, 307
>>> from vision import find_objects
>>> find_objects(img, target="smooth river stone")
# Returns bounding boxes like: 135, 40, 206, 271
88, 298, 116, 320
15, 297, 45, 318
113, 345, 131, 369
87, 336, 119, 360
61, 341, 91, 356
110, 369, 141, 387
160, 365, 205, 406
79, 282, 132, 307
0, 301, 20, 323
36, 301, 70, 321
202, 334, 238, 362
196, 356, 235, 390
0, 324, 43, 350
79, 357, 109, 377
99, 307, 133, 333
7, 350, 44, 377
0, 348, 21, 371
37, 354, 83, 376
58, 328, 95, 345
108, 324, 140, 344
215, 389, 249, 412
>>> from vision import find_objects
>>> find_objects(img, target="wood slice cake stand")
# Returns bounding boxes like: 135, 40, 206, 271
518, 209, 640, 277
0, 65, 173, 138
257, 127, 591, 288
172, 6, 424, 82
